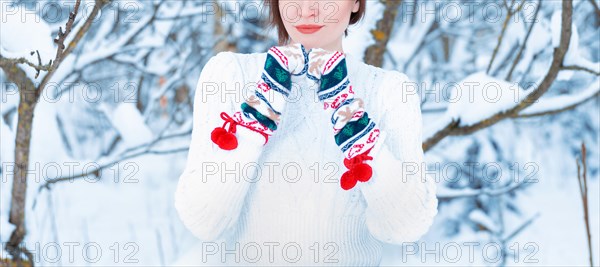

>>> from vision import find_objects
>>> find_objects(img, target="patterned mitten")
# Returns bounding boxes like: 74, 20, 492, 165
210, 43, 310, 149
308, 48, 382, 190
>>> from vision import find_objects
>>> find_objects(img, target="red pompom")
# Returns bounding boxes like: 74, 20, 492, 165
340, 170, 358, 190
342, 157, 353, 169
217, 132, 238, 150
211, 127, 227, 144
353, 163, 372, 182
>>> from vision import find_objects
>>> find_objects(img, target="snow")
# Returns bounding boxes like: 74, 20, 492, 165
98, 102, 154, 148
527, 20, 551, 56
420, 116, 600, 265
504, 14, 553, 80
386, 6, 436, 70
0, 89, 188, 264
0, 115, 16, 241
0, 84, 19, 115
0, 4, 55, 60
551, 10, 600, 81
445, 71, 530, 126
0, 3, 56, 82
521, 78, 600, 116
468, 209, 500, 233
510, 140, 600, 266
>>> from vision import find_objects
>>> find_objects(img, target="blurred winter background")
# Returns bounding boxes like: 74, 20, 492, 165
0, 0, 598, 266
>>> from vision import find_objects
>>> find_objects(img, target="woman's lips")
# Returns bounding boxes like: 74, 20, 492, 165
295, 24, 324, 34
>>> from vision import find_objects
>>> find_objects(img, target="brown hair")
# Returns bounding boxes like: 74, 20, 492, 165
264, 0, 367, 45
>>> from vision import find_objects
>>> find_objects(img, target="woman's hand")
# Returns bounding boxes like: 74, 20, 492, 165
269, 43, 308, 76
305, 47, 383, 190
306, 47, 344, 79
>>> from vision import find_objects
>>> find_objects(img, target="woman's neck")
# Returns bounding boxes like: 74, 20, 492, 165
289, 40, 344, 54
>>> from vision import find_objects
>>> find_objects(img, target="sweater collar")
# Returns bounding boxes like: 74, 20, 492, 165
256, 49, 363, 80
343, 51, 363, 80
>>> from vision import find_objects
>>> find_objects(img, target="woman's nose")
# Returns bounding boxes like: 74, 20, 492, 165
298, 0, 319, 19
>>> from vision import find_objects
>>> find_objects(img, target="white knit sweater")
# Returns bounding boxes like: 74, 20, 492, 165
174, 50, 438, 266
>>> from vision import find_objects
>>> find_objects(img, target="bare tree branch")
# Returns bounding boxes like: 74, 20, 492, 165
587, 0, 600, 19
502, 212, 541, 241
562, 65, 600, 76
0, 50, 53, 79
487, 0, 527, 74
506, 0, 543, 81
437, 175, 536, 200
515, 83, 600, 118
576, 142, 594, 267
364, 0, 403, 67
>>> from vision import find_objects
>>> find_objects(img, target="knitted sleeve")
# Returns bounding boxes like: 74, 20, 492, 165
359, 70, 439, 245
174, 51, 261, 241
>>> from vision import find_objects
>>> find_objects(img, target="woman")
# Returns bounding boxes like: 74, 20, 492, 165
174, 0, 438, 265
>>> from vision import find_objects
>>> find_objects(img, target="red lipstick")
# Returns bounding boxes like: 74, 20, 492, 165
295, 24, 324, 34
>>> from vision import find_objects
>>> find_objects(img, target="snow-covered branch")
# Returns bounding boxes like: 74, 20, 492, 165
423, 0, 575, 152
